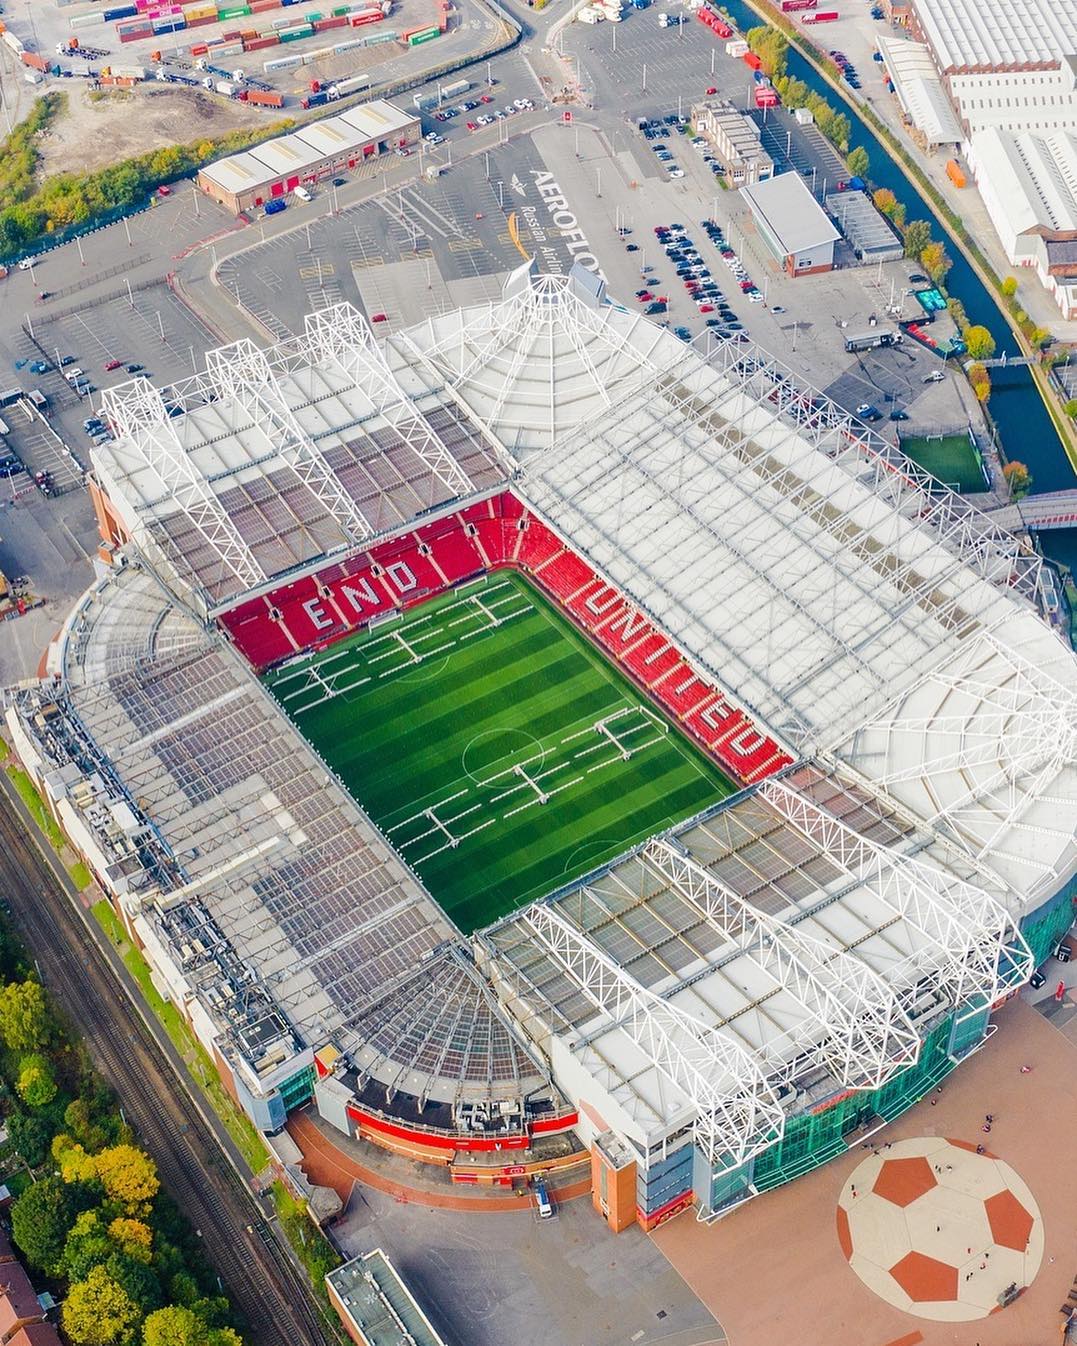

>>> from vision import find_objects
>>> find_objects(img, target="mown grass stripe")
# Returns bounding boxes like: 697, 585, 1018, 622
264, 572, 734, 933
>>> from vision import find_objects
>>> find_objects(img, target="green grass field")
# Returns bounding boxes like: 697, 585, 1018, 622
264, 572, 735, 933
900, 432, 986, 494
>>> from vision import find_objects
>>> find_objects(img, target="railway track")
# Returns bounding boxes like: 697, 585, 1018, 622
0, 790, 328, 1346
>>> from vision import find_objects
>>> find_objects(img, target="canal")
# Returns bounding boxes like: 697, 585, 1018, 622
721, 0, 1077, 516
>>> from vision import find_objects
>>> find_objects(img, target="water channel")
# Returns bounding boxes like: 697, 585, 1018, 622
719, 0, 1077, 571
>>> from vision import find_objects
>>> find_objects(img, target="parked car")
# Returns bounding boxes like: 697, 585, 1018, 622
104, 359, 123, 371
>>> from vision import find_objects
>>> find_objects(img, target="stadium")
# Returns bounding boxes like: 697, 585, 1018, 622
8, 260, 1077, 1232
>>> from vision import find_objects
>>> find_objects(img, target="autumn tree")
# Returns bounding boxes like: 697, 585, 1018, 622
1001, 275, 1018, 299
1003, 459, 1032, 496
142, 1306, 242, 1346
0, 979, 52, 1051
920, 240, 952, 284
963, 325, 996, 361
62, 1265, 142, 1346
53, 1134, 99, 1185
94, 1145, 160, 1210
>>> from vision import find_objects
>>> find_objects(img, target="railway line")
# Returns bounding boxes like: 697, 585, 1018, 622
0, 786, 328, 1346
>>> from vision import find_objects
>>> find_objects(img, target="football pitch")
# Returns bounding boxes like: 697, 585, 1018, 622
264, 573, 736, 933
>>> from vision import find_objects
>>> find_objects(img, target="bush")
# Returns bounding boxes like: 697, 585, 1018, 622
1001, 275, 1018, 299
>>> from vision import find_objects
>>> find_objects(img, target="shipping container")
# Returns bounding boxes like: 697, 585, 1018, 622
69, 12, 108, 26
111, 61, 146, 76
332, 71, 367, 93
119, 29, 153, 41
441, 77, 468, 97
313, 15, 348, 29
302, 88, 327, 105
243, 33, 279, 47
246, 86, 284, 104
945, 158, 966, 188
349, 7, 384, 23
263, 51, 301, 67
333, 36, 364, 51
104, 4, 140, 18
20, 50, 48, 71
218, 5, 251, 16
191, 42, 209, 54
280, 23, 313, 39
407, 25, 438, 43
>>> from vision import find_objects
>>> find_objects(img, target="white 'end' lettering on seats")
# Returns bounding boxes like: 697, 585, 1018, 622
302, 598, 334, 632
700, 699, 733, 731
386, 561, 417, 593
729, 725, 768, 757
340, 575, 380, 613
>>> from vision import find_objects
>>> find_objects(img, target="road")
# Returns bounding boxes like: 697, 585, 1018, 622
0, 783, 329, 1346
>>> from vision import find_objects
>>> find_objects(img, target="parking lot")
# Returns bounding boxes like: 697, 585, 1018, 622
333, 1179, 723, 1346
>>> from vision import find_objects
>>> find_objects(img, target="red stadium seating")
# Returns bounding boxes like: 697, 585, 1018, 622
218, 490, 793, 786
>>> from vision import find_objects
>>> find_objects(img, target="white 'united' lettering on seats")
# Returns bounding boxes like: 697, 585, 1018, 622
302, 598, 334, 631
340, 575, 380, 612
606, 607, 651, 643
700, 699, 733, 730
642, 642, 669, 665
729, 725, 768, 756
583, 585, 621, 618
386, 561, 417, 592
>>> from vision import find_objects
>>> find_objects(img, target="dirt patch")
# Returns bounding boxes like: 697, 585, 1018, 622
35, 83, 263, 177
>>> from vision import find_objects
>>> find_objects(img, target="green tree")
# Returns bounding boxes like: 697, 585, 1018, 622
11, 1175, 84, 1273
63, 1265, 142, 1346
7, 1106, 55, 1166
903, 218, 932, 260
1001, 275, 1018, 299
846, 145, 869, 177
963, 325, 996, 360
94, 1145, 160, 1210
0, 979, 52, 1050
17, 1052, 57, 1107
1029, 325, 1050, 348
746, 25, 788, 78
105, 1251, 162, 1317
1064, 398, 1077, 420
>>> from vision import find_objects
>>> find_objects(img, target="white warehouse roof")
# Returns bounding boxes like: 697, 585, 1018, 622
970, 125, 1077, 239
740, 171, 840, 256
910, 0, 1077, 70
877, 35, 962, 146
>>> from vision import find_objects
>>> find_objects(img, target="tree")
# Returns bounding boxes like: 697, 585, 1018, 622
8, 1106, 55, 1166
1003, 460, 1032, 496
94, 1145, 159, 1210
62, 1266, 142, 1346
963, 325, 996, 361
967, 362, 991, 404
17, 1052, 57, 1107
1064, 398, 1077, 420
1029, 325, 1050, 348
903, 218, 932, 260
920, 239, 951, 284
846, 145, 869, 177
1001, 275, 1018, 299
0, 979, 52, 1051
105, 1251, 162, 1316
109, 1218, 154, 1262
746, 25, 788, 79
142, 1308, 202, 1346
873, 188, 897, 215
142, 1307, 241, 1346
53, 1134, 99, 1184
11, 1175, 82, 1273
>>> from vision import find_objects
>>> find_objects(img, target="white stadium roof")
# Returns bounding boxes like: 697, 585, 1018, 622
57, 264, 1077, 1158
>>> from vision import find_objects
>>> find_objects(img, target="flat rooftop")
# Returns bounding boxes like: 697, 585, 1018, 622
327, 1249, 447, 1346
742, 171, 840, 255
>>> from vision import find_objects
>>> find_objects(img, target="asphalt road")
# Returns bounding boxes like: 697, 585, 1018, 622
0, 782, 330, 1346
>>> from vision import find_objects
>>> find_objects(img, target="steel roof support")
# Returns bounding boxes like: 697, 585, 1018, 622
857, 632, 1077, 869
101, 378, 266, 595
203, 338, 372, 545
304, 303, 474, 500
642, 838, 921, 1091
521, 902, 785, 1171
757, 778, 1033, 1011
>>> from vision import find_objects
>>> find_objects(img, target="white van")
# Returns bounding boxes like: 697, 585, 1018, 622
534, 1180, 554, 1219
294, 186, 313, 202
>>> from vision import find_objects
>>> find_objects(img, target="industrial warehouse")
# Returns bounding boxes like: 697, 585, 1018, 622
197, 98, 419, 211
7, 263, 1077, 1239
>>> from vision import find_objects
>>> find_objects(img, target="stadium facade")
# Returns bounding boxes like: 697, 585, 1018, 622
9, 262, 1077, 1232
